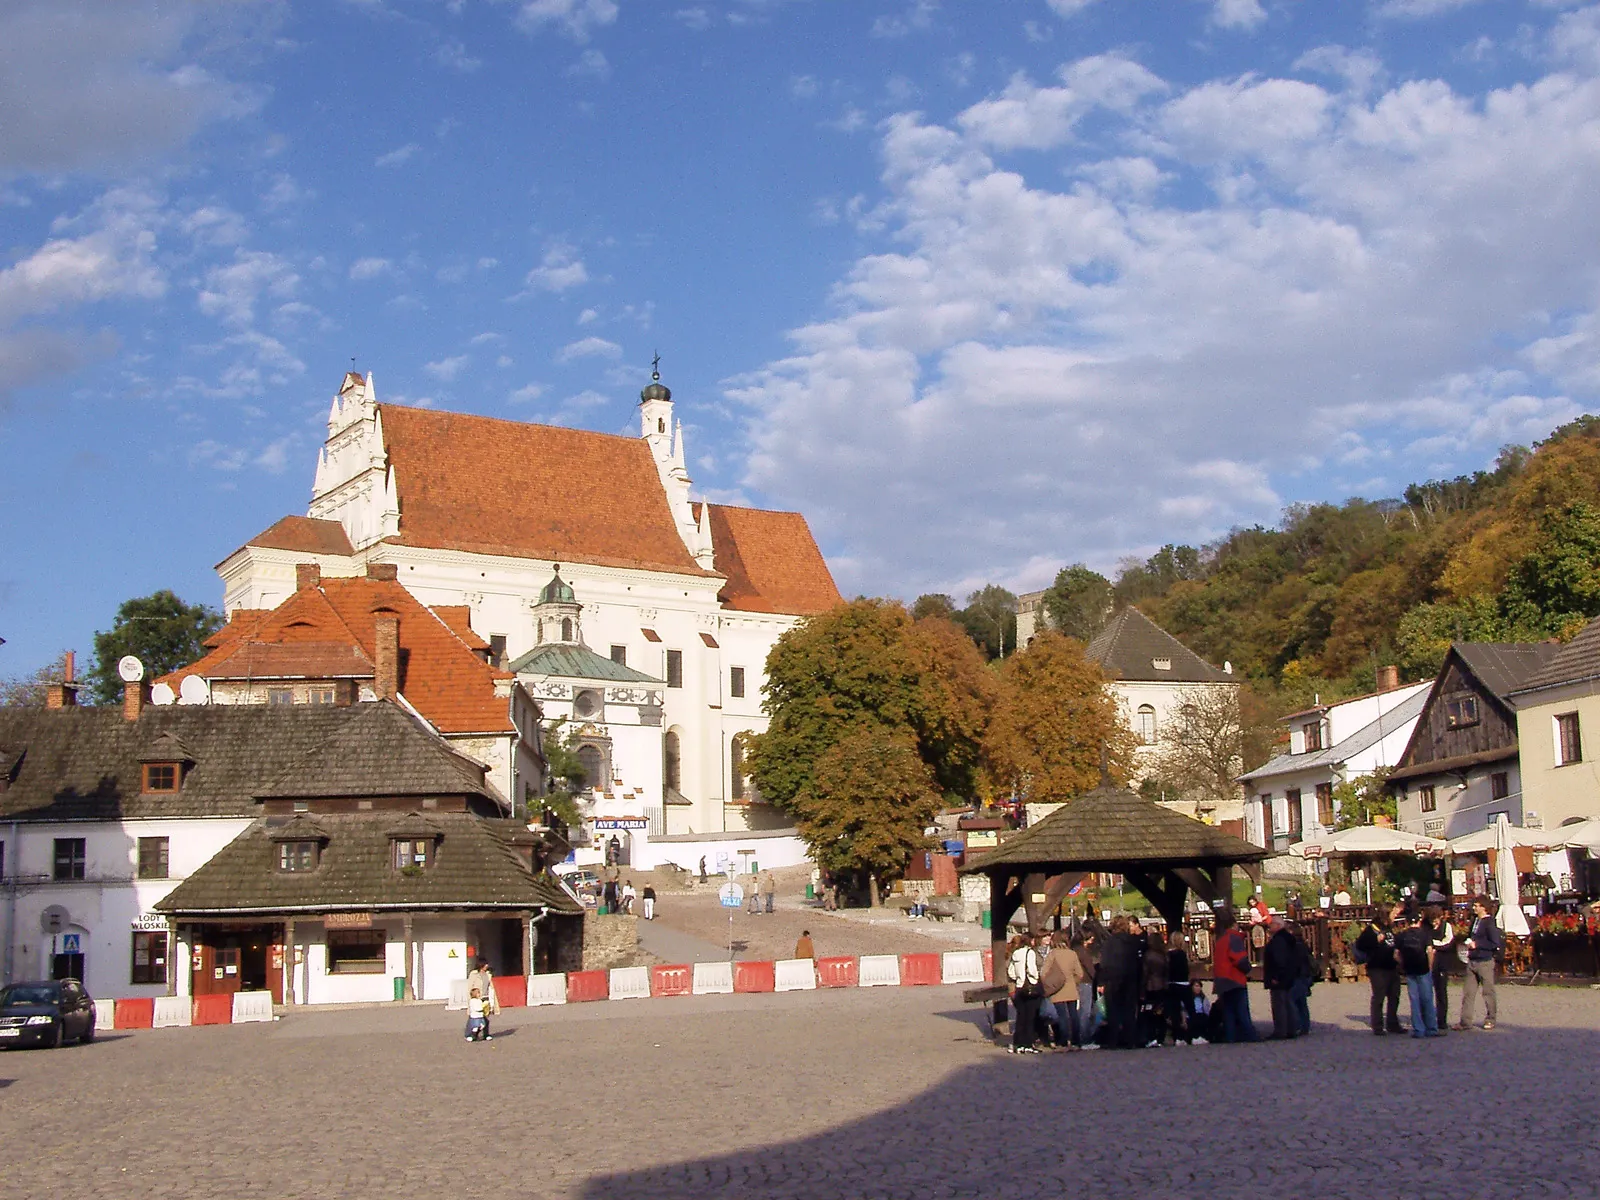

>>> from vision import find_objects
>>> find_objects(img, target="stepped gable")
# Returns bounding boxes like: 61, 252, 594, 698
1085, 606, 1232, 684
962, 778, 1267, 872
1508, 618, 1600, 696
155, 810, 579, 915
700, 503, 841, 616
159, 574, 514, 735
378, 404, 714, 576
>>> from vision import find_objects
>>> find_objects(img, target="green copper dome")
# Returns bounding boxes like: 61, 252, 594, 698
539, 568, 577, 606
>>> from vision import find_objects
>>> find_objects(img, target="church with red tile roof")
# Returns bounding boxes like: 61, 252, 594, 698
203, 369, 840, 850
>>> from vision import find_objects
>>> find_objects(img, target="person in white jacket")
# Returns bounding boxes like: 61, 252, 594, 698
1006, 934, 1043, 1054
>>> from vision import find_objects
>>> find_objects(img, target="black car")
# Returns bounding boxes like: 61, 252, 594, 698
0, 979, 97, 1049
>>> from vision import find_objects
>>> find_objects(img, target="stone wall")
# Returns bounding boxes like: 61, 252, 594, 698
582, 912, 639, 971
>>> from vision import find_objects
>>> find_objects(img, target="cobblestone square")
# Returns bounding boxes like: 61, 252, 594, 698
2, 982, 1596, 1199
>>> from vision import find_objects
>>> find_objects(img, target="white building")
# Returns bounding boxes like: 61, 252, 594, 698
1238, 673, 1430, 851
214, 370, 841, 856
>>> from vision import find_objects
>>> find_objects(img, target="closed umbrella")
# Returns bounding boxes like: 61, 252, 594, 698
1493, 813, 1531, 937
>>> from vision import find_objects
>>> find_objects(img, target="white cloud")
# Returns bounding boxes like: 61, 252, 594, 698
567, 49, 611, 79
424, 354, 470, 381
726, 50, 1600, 598
261, 174, 312, 211
557, 336, 621, 361
525, 244, 589, 291
197, 250, 298, 327
0, 189, 166, 327
1044, 0, 1099, 14
436, 39, 481, 71
470, 331, 504, 345
348, 257, 392, 281
872, 1, 938, 38
1210, 0, 1267, 30
578, 307, 598, 324
374, 143, 420, 167
1375, 0, 1485, 17
509, 382, 546, 403
675, 7, 712, 30
513, 0, 618, 41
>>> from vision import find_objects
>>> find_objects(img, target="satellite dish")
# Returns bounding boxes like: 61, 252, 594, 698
118, 655, 146, 682
40, 905, 70, 936
178, 675, 209, 705
150, 682, 176, 706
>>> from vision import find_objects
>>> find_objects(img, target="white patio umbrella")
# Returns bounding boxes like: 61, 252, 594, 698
1289, 826, 1449, 904
1553, 816, 1600, 855
1448, 824, 1552, 855
1493, 813, 1532, 937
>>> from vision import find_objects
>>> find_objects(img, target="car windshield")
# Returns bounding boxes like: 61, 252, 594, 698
0, 985, 59, 1006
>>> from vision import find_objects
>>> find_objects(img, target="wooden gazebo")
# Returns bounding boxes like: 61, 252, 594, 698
960, 778, 1268, 985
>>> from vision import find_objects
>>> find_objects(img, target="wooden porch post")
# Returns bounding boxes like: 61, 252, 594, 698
283, 918, 296, 1007
402, 915, 415, 1001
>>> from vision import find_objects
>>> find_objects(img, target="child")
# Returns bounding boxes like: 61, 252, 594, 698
466, 988, 489, 1042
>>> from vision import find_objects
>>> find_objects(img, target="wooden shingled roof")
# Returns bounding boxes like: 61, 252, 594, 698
960, 780, 1267, 874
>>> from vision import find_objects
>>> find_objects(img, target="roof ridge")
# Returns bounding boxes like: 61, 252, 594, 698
378, 401, 646, 448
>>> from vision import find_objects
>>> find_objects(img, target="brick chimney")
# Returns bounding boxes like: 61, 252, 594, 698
366, 562, 398, 582
374, 614, 400, 700
45, 650, 79, 708
1376, 664, 1400, 693
296, 562, 322, 591
123, 681, 149, 722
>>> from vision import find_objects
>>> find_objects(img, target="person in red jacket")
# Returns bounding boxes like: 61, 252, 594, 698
1210, 910, 1257, 1043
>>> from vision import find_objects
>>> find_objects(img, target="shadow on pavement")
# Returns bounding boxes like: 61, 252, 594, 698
578, 1025, 1600, 1199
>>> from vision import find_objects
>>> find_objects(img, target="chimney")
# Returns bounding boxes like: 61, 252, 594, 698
123, 681, 149, 722
1376, 664, 1400, 693
45, 684, 75, 709
64, 650, 75, 682
374, 614, 400, 700
296, 562, 322, 591
366, 562, 398, 582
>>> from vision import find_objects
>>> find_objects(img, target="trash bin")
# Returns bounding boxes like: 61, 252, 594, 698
806, 884, 815, 900
393, 976, 406, 1001
981, 908, 992, 930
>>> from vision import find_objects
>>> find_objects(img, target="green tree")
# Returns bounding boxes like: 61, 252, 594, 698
791, 725, 941, 907
910, 593, 957, 622
0, 650, 72, 707
539, 718, 588, 828
1042, 564, 1114, 642
89, 591, 222, 704
1332, 770, 1395, 830
957, 584, 1017, 659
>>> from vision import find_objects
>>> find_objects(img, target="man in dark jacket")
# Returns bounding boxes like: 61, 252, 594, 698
1262, 917, 1300, 1039
1098, 916, 1142, 1049
1355, 913, 1402, 1035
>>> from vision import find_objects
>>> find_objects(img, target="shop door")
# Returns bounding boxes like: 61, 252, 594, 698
52, 953, 85, 981
239, 938, 269, 993
212, 944, 242, 995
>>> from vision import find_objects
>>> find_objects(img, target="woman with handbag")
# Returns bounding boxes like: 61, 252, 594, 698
1006, 934, 1044, 1055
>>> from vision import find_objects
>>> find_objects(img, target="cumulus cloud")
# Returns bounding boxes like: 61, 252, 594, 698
567, 49, 611, 79
872, 1, 938, 38
197, 250, 299, 327
557, 336, 621, 361
348, 257, 393, 281
525, 244, 589, 292
424, 354, 470, 381
513, 0, 618, 41
0, 0, 261, 172
0, 189, 167, 326
509, 382, 546, 403
1210, 0, 1267, 30
727, 49, 1600, 598
374, 143, 420, 167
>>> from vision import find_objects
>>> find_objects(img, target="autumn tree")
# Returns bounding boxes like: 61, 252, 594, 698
790, 726, 942, 907
89, 591, 222, 705
1143, 684, 1277, 819
0, 650, 72, 707
748, 599, 995, 901
911, 593, 957, 622
957, 585, 1017, 659
983, 631, 1133, 805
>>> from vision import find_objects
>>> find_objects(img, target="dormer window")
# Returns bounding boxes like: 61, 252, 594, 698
277, 841, 318, 872
1302, 721, 1323, 752
142, 763, 179, 793
392, 838, 432, 869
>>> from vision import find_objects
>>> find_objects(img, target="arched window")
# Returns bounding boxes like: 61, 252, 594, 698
536, 619, 544, 644
658, 417, 665, 433
561, 617, 573, 641
664, 730, 681, 793
1137, 705, 1157, 745
577, 744, 604, 791
730, 735, 747, 801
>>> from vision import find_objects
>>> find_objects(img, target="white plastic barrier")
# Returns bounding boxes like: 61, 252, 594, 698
609, 966, 651, 1000
941, 949, 986, 985
94, 1000, 115, 1031
153, 995, 191, 1028
447, 978, 469, 1011
692, 960, 734, 995
774, 958, 817, 992
858, 954, 901, 988
527, 973, 568, 1007
232, 991, 274, 1024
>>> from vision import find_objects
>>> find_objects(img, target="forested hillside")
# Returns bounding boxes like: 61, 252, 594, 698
1110, 416, 1600, 704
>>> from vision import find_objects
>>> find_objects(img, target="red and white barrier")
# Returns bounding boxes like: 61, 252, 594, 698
651, 964, 692, 997
692, 961, 733, 995
232, 991, 274, 1023
858, 954, 901, 988
774, 958, 816, 992
609, 966, 651, 1000
899, 953, 942, 987
566, 970, 608, 1003
116, 997, 156, 1029
941, 949, 985, 984
528, 972, 568, 1006
816, 956, 858, 987
733, 960, 775, 994
94, 1000, 116, 1031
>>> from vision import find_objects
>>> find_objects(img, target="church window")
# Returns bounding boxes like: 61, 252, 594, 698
561, 618, 573, 642
489, 634, 507, 668
730, 667, 745, 699
574, 690, 602, 719
658, 418, 665, 434
730, 735, 747, 801
667, 650, 683, 689
577, 743, 608, 790
610, 645, 627, 666
664, 731, 681, 793
1136, 705, 1156, 745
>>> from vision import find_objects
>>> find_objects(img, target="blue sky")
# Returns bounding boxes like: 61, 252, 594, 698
5, 0, 1600, 677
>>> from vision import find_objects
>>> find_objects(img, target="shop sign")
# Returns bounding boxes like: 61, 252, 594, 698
132, 913, 171, 932
323, 912, 374, 930
594, 817, 649, 830
966, 831, 998, 848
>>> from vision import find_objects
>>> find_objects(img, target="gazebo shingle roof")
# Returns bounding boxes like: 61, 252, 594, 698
961, 780, 1267, 874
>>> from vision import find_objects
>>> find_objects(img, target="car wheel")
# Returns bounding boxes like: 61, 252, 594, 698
79, 1019, 96, 1045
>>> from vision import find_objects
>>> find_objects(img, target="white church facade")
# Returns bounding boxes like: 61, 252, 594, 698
214, 370, 841, 859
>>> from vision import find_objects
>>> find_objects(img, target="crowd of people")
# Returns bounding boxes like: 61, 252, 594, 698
1003, 894, 1508, 1052
1002, 908, 1315, 1053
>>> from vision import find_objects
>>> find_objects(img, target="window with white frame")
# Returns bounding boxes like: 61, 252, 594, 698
1556, 712, 1582, 766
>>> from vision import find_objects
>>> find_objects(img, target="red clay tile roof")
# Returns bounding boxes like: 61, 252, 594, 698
701, 503, 842, 616
379, 404, 714, 575
430, 605, 489, 651
239, 515, 355, 558
160, 578, 514, 735
202, 608, 272, 651
204, 641, 375, 680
